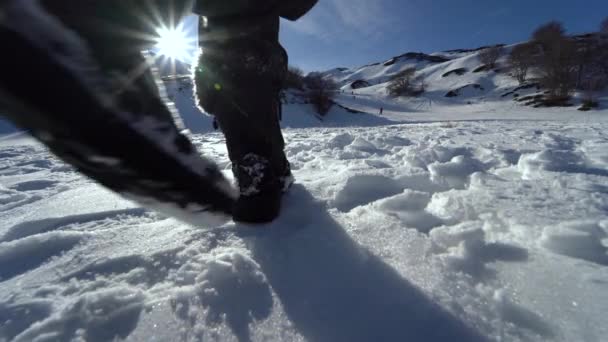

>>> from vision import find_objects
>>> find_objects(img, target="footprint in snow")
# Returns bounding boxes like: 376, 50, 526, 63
1, 208, 150, 243
0, 151, 20, 159
61, 250, 180, 287
0, 300, 53, 341
10, 288, 145, 342
494, 290, 555, 338
10, 180, 58, 192
0, 232, 87, 282
170, 247, 273, 342
541, 221, 608, 266
0, 188, 42, 212
430, 221, 529, 280
16, 159, 54, 169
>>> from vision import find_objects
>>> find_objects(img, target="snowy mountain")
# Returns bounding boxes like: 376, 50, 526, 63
320, 38, 606, 114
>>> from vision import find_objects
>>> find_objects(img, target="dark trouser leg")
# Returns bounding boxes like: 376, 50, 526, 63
211, 84, 289, 182
196, 30, 289, 177
194, 15, 291, 222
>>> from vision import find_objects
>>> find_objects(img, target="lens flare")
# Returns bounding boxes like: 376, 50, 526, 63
155, 24, 195, 62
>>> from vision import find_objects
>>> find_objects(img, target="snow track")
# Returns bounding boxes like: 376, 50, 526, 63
1, 119, 608, 341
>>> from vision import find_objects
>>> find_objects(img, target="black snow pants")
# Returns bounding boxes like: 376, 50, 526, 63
192, 0, 317, 181
193, 13, 290, 182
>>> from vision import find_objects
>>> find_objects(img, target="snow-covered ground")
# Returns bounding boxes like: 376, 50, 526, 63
1, 91, 608, 341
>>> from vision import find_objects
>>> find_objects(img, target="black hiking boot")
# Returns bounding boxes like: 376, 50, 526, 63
232, 154, 283, 223
280, 162, 295, 193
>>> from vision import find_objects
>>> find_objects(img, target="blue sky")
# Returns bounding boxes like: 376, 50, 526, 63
277, 0, 608, 71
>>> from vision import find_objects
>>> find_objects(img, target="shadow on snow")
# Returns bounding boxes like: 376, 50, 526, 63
234, 185, 487, 342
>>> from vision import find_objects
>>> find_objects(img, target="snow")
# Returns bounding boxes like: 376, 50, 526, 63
2, 41, 608, 341
2, 102, 608, 340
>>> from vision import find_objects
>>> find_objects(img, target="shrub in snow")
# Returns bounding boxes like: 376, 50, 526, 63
508, 43, 535, 84
303, 73, 337, 116
387, 68, 425, 97
283, 66, 305, 90
478, 45, 503, 69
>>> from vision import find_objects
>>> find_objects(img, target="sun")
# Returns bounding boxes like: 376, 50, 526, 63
155, 24, 195, 62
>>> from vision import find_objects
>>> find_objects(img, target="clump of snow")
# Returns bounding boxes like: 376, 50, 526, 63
327, 132, 355, 149
429, 155, 486, 189
376, 190, 444, 233
378, 189, 432, 212
333, 175, 403, 212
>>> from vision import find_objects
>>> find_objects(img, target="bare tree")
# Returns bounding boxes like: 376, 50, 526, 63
386, 68, 424, 97
387, 68, 415, 96
508, 43, 535, 84
478, 45, 503, 68
533, 21, 566, 49
303, 74, 337, 115
574, 38, 599, 90
601, 17, 608, 35
532, 21, 578, 101
600, 19, 608, 86
284, 66, 305, 90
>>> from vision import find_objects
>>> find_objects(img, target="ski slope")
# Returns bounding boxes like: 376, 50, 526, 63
1, 93, 608, 341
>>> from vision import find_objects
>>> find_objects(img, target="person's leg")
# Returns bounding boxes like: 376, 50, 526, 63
194, 14, 292, 223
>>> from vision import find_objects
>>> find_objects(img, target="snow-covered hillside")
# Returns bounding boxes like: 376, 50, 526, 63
322, 42, 606, 115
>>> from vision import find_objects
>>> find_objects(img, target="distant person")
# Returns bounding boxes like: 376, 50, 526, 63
379, 107, 384, 115
0, 0, 318, 224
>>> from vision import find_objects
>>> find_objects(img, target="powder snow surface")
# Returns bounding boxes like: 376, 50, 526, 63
1, 97, 608, 342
